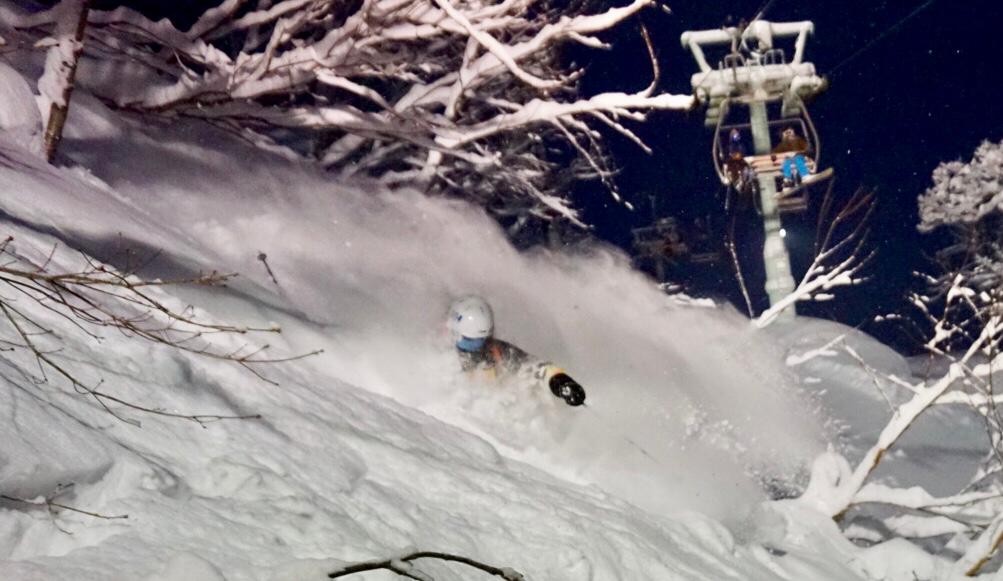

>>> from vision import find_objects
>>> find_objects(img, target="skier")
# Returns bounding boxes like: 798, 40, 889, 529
447, 295, 586, 407
771, 127, 812, 187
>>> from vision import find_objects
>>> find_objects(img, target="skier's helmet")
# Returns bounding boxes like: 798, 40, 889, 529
447, 295, 493, 352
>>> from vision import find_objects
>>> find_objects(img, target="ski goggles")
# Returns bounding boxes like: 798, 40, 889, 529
456, 336, 487, 352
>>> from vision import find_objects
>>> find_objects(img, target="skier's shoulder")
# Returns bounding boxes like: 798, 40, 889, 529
486, 337, 529, 361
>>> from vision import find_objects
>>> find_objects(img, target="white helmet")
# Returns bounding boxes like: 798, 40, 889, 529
447, 295, 493, 351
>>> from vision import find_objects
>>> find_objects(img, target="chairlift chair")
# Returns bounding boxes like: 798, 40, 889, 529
684, 21, 832, 214
714, 112, 830, 213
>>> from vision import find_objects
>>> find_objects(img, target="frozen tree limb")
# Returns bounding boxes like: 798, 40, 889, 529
826, 328, 994, 520
958, 511, 1003, 576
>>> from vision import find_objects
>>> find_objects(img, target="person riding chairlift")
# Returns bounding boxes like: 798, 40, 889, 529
724, 128, 758, 202
727, 127, 745, 157
725, 151, 757, 194
447, 295, 586, 407
771, 127, 812, 188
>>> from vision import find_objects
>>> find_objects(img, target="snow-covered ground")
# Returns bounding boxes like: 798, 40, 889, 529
0, 54, 993, 580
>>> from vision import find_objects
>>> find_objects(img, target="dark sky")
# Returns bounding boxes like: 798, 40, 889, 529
572, 0, 1003, 351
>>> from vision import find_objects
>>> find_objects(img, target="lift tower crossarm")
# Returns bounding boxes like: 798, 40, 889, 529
680, 21, 814, 72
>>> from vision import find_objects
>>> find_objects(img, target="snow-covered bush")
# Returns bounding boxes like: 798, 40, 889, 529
918, 140, 1003, 301
2, 0, 693, 223
919, 139, 1003, 231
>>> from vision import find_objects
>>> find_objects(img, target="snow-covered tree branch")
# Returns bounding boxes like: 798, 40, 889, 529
797, 140, 1003, 576
5, 0, 694, 223
756, 187, 875, 328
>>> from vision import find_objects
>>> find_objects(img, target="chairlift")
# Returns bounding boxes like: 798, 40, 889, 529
712, 105, 831, 213
681, 19, 832, 308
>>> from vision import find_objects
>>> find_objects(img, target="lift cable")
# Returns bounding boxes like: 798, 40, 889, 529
830, 0, 940, 77
749, 0, 778, 26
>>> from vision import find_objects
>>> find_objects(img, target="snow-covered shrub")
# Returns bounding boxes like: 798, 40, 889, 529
914, 140, 1003, 349
919, 139, 1003, 231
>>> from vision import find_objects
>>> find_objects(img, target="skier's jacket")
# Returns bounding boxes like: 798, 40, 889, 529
458, 337, 565, 388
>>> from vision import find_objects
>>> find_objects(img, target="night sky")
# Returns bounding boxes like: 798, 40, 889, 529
573, 0, 1003, 352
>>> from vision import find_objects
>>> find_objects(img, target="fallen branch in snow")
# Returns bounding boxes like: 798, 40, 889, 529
1, 483, 128, 534
328, 551, 525, 580
808, 281, 1003, 574
814, 289, 1003, 562
0, 237, 321, 426
796, 138, 1003, 574
757, 187, 874, 328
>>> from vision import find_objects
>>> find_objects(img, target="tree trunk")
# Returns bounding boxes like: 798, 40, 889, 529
39, 0, 91, 163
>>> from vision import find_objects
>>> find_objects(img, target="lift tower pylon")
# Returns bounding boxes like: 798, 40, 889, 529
681, 21, 826, 315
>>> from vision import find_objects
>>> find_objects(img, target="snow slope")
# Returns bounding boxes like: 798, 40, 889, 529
0, 73, 830, 519
0, 54, 933, 580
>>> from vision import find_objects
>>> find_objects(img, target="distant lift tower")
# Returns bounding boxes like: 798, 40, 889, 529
681, 21, 826, 312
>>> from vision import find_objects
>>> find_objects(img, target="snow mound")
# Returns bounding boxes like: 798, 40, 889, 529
0, 60, 42, 153
774, 318, 988, 496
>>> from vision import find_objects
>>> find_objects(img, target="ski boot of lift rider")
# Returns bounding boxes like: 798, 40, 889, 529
782, 155, 811, 188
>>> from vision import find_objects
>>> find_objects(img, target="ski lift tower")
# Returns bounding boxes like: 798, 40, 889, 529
681, 21, 826, 313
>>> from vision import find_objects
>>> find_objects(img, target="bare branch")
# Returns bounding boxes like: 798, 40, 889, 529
757, 188, 875, 328
0, 239, 319, 426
